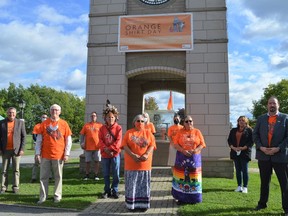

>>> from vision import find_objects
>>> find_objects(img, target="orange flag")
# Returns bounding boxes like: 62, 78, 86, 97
167, 91, 173, 110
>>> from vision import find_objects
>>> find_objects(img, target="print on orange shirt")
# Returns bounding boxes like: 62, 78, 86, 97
46, 122, 62, 140
131, 135, 148, 148
180, 133, 197, 149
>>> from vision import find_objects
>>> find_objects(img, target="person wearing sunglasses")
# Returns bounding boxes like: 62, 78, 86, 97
171, 115, 206, 205
121, 114, 156, 212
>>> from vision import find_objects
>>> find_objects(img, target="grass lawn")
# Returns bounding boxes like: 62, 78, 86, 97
178, 172, 283, 216
0, 162, 103, 210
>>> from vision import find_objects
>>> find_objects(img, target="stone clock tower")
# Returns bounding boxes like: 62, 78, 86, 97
85, 0, 233, 178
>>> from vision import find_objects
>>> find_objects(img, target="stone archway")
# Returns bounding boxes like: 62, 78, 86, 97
127, 64, 186, 126
85, 0, 233, 178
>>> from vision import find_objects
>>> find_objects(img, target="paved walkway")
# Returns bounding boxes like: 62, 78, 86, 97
0, 148, 179, 216
83, 167, 178, 216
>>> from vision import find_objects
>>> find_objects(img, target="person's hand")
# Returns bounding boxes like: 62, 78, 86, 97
182, 150, 192, 157
260, 147, 274, 155
35, 154, 41, 163
18, 150, 24, 156
270, 147, 280, 154
140, 153, 149, 161
80, 142, 85, 150
104, 148, 114, 157
132, 153, 141, 162
63, 155, 69, 162
193, 148, 202, 154
265, 147, 280, 155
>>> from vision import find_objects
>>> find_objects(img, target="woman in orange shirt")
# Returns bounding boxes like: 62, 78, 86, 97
167, 114, 183, 171
142, 112, 156, 134
121, 114, 156, 212
172, 115, 206, 204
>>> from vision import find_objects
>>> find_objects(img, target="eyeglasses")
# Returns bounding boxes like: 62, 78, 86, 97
91, 115, 97, 117
136, 120, 145, 123
185, 120, 193, 123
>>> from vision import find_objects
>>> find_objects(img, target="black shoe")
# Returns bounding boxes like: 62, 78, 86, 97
101, 192, 111, 199
30, 179, 37, 183
254, 205, 266, 211
83, 174, 89, 180
176, 200, 184, 205
111, 192, 119, 199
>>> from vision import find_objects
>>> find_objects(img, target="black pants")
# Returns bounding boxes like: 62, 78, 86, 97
258, 160, 288, 213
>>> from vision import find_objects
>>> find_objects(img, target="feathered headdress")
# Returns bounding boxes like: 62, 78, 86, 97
103, 99, 119, 119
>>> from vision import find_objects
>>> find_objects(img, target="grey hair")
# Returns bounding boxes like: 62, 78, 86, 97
7, 107, 16, 113
50, 104, 61, 111
132, 114, 144, 127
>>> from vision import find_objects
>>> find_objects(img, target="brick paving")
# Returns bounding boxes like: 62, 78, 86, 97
82, 167, 179, 216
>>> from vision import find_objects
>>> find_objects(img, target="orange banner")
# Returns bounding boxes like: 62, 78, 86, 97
167, 91, 173, 110
118, 13, 193, 52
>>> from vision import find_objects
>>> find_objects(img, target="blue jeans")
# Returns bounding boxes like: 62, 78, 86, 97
101, 155, 120, 194
234, 158, 249, 187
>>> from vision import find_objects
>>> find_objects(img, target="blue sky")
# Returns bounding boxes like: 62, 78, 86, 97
0, 0, 288, 125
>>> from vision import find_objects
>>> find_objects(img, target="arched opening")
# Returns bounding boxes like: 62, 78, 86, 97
143, 90, 185, 141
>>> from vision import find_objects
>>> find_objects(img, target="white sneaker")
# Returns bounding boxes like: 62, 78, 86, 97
242, 187, 248, 193
37, 199, 46, 204
234, 186, 242, 192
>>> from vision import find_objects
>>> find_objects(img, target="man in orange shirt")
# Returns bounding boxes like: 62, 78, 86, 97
35, 104, 72, 204
80, 112, 102, 180
0, 107, 26, 194
253, 96, 288, 215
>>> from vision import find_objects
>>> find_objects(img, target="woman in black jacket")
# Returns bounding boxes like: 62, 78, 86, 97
228, 116, 253, 193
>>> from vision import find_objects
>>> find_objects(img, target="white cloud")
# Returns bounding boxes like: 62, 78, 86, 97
0, 5, 88, 93
63, 69, 86, 90
36, 5, 86, 25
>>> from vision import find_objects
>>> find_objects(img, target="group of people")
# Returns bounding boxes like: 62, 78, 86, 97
0, 96, 287, 215
227, 96, 288, 215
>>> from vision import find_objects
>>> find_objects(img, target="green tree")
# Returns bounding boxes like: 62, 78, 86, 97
144, 96, 159, 110
0, 83, 85, 138
251, 79, 288, 119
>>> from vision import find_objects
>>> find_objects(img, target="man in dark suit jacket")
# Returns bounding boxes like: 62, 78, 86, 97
0, 107, 26, 194
253, 96, 288, 215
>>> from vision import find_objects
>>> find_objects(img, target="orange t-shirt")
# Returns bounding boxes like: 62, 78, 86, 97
6, 121, 15, 150
168, 124, 183, 143
268, 115, 277, 147
145, 122, 156, 134
38, 118, 72, 160
121, 128, 156, 171
32, 123, 41, 134
80, 122, 102, 151
174, 128, 206, 151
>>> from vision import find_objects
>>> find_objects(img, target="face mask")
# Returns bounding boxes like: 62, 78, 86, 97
174, 119, 179, 124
